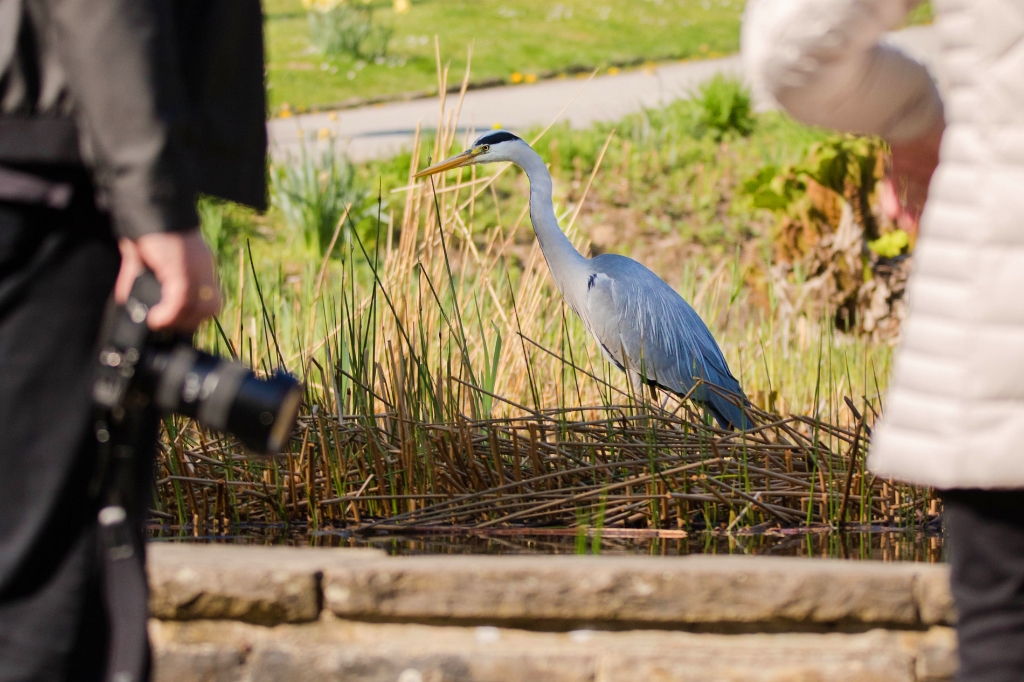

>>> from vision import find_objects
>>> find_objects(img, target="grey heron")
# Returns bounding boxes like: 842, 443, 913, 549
416, 130, 749, 429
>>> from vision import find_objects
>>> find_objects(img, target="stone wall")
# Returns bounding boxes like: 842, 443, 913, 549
148, 544, 958, 681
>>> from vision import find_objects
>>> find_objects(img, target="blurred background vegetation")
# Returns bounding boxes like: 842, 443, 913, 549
266, 0, 744, 112
265, 0, 932, 113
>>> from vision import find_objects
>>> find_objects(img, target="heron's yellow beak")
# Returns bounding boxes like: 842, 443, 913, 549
414, 147, 483, 178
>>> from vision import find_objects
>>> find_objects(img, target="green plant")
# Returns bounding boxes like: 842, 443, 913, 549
197, 197, 253, 271
742, 133, 911, 335
695, 74, 755, 140
270, 144, 370, 257
307, 2, 393, 59
198, 197, 228, 262
743, 133, 886, 249
868, 229, 909, 258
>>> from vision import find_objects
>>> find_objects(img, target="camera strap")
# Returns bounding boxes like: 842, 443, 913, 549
95, 411, 150, 682
91, 274, 162, 682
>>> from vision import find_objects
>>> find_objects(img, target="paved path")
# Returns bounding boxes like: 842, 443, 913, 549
268, 26, 939, 163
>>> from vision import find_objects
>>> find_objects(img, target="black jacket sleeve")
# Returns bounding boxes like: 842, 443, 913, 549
44, 0, 199, 238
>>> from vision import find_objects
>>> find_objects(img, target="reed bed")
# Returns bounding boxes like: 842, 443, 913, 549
156, 389, 936, 533
153, 49, 923, 535
155, 366, 938, 533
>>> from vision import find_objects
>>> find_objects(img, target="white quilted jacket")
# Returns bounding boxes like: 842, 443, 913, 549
743, 0, 1024, 489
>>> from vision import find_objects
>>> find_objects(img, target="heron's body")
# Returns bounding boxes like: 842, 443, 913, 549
418, 131, 749, 429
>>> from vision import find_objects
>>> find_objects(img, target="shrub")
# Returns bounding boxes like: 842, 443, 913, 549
695, 74, 755, 140
198, 197, 253, 271
270, 144, 370, 258
198, 197, 228, 264
305, 0, 392, 59
742, 134, 909, 336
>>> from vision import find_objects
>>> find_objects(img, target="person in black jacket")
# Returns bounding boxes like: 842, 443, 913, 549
0, 1, 267, 680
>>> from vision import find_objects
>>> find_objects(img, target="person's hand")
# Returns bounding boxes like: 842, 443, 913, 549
114, 230, 221, 332
879, 118, 945, 237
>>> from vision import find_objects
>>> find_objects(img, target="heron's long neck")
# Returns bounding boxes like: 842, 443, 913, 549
516, 148, 589, 298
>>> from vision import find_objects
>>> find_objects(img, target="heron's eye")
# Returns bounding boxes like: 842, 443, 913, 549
482, 145, 490, 152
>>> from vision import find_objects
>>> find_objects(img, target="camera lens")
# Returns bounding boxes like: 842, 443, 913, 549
227, 372, 303, 454
146, 346, 302, 454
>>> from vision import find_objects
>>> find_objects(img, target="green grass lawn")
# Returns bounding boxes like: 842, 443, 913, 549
265, 0, 933, 114
265, 0, 746, 113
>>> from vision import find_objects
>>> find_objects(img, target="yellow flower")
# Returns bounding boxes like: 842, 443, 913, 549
607, 66, 620, 75
868, 230, 910, 259
303, 0, 345, 13
524, 73, 537, 84
328, 111, 339, 121
510, 72, 523, 84
279, 110, 293, 119
699, 43, 710, 53
393, 0, 410, 13
491, 122, 502, 129
318, 127, 332, 140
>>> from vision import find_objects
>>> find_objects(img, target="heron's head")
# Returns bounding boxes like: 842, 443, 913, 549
414, 130, 526, 178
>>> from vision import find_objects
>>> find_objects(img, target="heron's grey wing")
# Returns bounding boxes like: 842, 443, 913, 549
584, 255, 748, 428
581, 271, 629, 372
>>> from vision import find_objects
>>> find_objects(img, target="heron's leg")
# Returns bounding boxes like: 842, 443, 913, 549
625, 369, 645, 401
625, 370, 659, 406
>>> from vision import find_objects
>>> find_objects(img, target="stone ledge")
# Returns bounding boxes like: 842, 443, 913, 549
147, 544, 383, 625
148, 545, 955, 630
150, 618, 958, 682
323, 554, 954, 631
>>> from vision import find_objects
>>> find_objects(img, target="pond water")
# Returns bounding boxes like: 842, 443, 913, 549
148, 524, 945, 563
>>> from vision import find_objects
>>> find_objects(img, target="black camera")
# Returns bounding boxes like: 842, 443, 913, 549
92, 271, 302, 455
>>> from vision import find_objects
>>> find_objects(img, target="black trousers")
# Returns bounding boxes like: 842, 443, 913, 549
943, 489, 1024, 682
0, 167, 154, 682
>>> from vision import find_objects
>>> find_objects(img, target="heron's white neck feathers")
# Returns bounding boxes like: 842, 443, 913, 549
511, 145, 590, 310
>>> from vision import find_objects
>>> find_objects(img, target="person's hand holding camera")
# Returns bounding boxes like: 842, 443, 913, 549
113, 230, 221, 332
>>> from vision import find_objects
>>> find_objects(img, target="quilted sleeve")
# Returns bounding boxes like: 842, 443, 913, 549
741, 0, 943, 142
